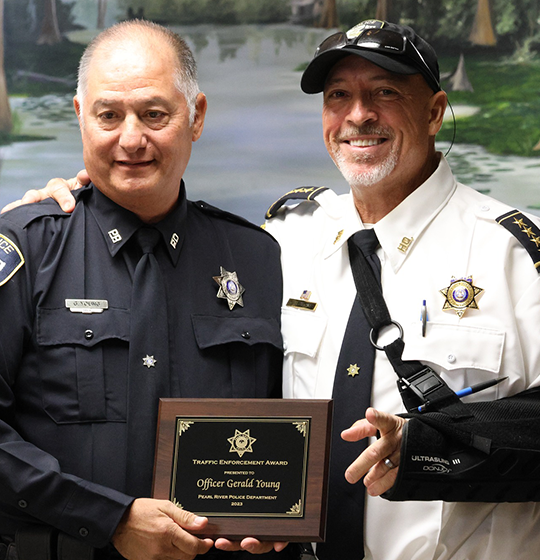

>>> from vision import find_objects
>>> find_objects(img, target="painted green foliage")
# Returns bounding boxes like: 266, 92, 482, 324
3, 0, 540, 156
117, 0, 292, 25
336, 0, 540, 50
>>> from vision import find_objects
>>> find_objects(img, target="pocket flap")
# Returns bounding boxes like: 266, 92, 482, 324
403, 322, 505, 373
281, 307, 327, 358
191, 315, 282, 349
37, 307, 130, 347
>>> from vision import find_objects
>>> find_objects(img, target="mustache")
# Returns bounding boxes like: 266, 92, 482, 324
335, 125, 394, 142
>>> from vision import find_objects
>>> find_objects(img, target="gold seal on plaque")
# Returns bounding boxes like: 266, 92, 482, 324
227, 429, 256, 457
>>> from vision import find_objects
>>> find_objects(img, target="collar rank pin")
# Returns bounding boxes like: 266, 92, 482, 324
142, 355, 157, 368
213, 267, 245, 310
440, 276, 483, 318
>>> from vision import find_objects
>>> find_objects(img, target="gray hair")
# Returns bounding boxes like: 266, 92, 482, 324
76, 20, 200, 125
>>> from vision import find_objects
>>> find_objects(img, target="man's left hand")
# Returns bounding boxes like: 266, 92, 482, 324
215, 538, 288, 554
342, 407, 406, 496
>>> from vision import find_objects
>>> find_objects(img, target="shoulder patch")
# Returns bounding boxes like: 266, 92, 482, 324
0, 234, 24, 286
265, 186, 328, 219
497, 210, 540, 273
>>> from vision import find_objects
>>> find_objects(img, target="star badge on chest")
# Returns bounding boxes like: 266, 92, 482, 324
347, 364, 360, 377
440, 276, 484, 318
142, 355, 157, 368
213, 267, 245, 310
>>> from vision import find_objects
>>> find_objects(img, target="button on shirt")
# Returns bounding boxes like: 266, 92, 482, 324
266, 156, 540, 560
0, 182, 284, 550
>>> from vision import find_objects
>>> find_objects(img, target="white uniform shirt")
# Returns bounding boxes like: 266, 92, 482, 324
265, 156, 540, 560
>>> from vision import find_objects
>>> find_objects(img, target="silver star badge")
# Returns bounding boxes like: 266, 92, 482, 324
142, 355, 157, 368
213, 267, 245, 310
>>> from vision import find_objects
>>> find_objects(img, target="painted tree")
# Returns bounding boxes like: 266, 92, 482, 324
0, 0, 12, 133
376, 0, 394, 22
317, 0, 338, 29
469, 0, 496, 46
98, 0, 107, 29
448, 53, 474, 92
37, 0, 62, 45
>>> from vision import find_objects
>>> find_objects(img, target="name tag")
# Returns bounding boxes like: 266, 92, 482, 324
286, 298, 317, 311
65, 299, 109, 314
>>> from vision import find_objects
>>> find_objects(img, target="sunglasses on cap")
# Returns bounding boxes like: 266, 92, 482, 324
315, 27, 441, 93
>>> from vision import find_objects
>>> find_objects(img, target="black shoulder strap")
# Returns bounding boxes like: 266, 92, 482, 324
497, 209, 540, 273
348, 237, 472, 418
265, 186, 328, 219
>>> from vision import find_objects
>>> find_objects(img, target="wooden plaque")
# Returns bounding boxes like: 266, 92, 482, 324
153, 398, 332, 541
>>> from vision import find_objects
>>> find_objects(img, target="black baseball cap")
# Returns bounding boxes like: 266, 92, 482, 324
301, 19, 441, 94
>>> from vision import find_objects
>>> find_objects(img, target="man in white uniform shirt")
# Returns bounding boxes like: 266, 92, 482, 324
6, 19, 540, 560
264, 19, 540, 560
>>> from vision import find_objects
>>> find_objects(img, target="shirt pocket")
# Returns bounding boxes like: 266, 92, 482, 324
280, 307, 327, 398
402, 322, 505, 394
36, 307, 130, 424
281, 307, 326, 358
191, 315, 282, 349
191, 315, 283, 398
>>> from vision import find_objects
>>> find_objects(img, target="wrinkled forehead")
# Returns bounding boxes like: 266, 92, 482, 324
86, 39, 178, 92
90, 33, 177, 75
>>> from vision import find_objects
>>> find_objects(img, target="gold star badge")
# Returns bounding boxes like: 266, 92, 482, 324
213, 267, 245, 310
440, 276, 483, 318
347, 364, 360, 377
227, 429, 256, 458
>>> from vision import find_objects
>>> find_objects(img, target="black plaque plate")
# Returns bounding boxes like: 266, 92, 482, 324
171, 417, 309, 517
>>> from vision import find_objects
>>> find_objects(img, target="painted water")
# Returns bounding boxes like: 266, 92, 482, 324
1, 24, 539, 222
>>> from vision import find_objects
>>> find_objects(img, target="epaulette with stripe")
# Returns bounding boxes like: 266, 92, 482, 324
265, 186, 328, 219
496, 210, 540, 273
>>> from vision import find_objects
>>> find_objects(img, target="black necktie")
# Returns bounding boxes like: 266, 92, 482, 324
317, 229, 381, 560
125, 227, 170, 497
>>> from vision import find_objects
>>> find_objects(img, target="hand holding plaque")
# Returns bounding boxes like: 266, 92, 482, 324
153, 399, 332, 542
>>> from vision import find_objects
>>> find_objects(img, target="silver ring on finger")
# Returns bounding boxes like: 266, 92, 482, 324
384, 457, 397, 469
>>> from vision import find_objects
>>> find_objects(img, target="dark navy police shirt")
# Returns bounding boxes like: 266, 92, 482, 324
0, 182, 285, 557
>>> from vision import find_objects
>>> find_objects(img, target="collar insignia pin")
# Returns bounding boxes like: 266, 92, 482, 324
213, 267, 245, 310
347, 364, 360, 377
142, 355, 157, 368
440, 276, 484, 318
333, 230, 344, 245
108, 229, 122, 243
398, 236, 413, 253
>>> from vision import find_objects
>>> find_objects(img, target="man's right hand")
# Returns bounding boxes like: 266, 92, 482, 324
1, 169, 89, 214
112, 498, 214, 560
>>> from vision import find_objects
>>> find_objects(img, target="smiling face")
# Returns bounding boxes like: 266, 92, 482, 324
74, 33, 206, 223
322, 55, 446, 211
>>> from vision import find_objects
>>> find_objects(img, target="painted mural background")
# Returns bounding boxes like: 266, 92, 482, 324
1, 0, 539, 223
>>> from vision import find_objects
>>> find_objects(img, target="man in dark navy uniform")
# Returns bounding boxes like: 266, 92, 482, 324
0, 21, 293, 560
